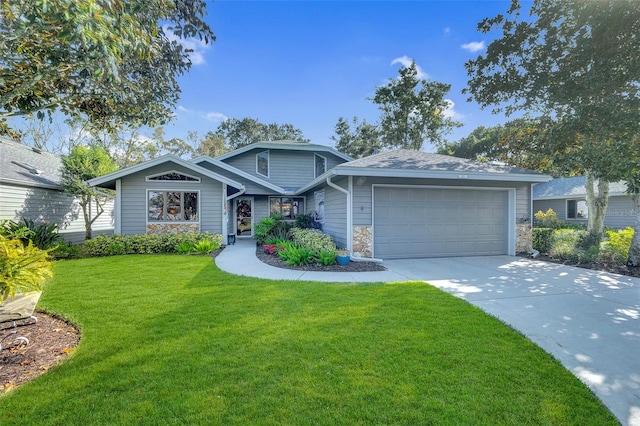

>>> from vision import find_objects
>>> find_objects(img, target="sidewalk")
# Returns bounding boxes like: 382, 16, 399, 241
215, 238, 409, 283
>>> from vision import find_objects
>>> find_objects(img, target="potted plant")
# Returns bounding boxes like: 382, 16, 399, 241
336, 249, 350, 266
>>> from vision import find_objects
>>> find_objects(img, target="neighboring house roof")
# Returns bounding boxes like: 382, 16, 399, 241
88, 154, 245, 191
191, 156, 289, 194
533, 176, 629, 200
214, 140, 353, 162
297, 149, 550, 194
0, 137, 63, 190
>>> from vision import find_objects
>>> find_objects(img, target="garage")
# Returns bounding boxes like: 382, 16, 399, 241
373, 186, 510, 259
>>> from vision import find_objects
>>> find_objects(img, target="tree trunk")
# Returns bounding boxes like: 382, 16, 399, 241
627, 193, 640, 267
584, 170, 609, 242
81, 199, 92, 241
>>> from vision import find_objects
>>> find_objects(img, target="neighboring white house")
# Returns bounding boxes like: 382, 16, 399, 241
0, 138, 114, 244
533, 177, 635, 229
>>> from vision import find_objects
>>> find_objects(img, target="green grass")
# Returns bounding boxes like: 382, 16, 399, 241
0, 255, 617, 425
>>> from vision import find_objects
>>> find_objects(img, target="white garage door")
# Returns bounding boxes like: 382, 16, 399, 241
374, 187, 509, 259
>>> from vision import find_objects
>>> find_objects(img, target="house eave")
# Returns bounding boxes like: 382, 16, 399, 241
332, 167, 551, 183
214, 142, 353, 162
88, 155, 245, 191
0, 177, 62, 191
192, 156, 287, 195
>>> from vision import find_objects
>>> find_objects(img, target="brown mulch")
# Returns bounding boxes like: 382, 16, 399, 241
0, 312, 80, 394
528, 253, 640, 278
255, 245, 387, 272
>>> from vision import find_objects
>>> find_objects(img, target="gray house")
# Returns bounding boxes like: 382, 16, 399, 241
533, 177, 635, 229
0, 138, 114, 244
89, 141, 549, 260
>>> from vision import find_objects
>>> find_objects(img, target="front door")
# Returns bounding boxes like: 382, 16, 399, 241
235, 198, 253, 237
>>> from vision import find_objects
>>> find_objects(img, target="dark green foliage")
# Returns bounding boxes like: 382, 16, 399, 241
1, 218, 62, 249
51, 242, 81, 260
82, 232, 222, 257
295, 213, 314, 229
532, 228, 554, 254
280, 245, 315, 266
254, 215, 292, 244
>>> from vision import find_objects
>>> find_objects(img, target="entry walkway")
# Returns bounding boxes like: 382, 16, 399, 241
216, 239, 640, 426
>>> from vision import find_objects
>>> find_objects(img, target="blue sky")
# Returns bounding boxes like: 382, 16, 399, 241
166, 0, 522, 152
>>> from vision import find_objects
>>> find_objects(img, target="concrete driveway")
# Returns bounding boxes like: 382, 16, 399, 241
384, 256, 640, 426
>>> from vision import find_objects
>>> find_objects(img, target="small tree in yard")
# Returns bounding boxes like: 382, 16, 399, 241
61, 145, 117, 240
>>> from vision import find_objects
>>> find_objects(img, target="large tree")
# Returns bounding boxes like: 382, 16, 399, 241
214, 117, 309, 150
60, 145, 117, 240
464, 0, 640, 250
370, 60, 460, 151
0, 0, 214, 134
330, 116, 382, 159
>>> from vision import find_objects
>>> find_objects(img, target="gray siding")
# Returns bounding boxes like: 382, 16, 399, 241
302, 178, 348, 249
196, 162, 275, 195
352, 177, 530, 226
222, 149, 348, 190
534, 195, 635, 229
0, 182, 114, 244
119, 162, 223, 235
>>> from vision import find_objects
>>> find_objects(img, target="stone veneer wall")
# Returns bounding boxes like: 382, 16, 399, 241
352, 226, 373, 258
516, 223, 532, 254
147, 223, 200, 235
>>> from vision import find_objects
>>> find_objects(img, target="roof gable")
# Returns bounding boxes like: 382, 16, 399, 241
191, 156, 288, 194
88, 154, 244, 190
214, 140, 353, 162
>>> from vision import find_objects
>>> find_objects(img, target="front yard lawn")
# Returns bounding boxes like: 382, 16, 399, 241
0, 255, 617, 425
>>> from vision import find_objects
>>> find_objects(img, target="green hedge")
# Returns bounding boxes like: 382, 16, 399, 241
532, 228, 554, 254
83, 232, 222, 257
289, 228, 336, 252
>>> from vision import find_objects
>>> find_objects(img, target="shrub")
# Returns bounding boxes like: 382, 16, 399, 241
0, 236, 52, 303
282, 245, 315, 266
177, 241, 196, 254
82, 232, 222, 257
533, 209, 562, 229
532, 228, 554, 254
51, 242, 81, 259
316, 249, 337, 266
194, 239, 219, 254
295, 213, 314, 229
255, 216, 293, 244
549, 229, 582, 258
1, 218, 62, 249
600, 227, 634, 264
290, 228, 336, 252
277, 241, 300, 262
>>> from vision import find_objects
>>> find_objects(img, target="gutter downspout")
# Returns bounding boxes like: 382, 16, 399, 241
326, 174, 384, 263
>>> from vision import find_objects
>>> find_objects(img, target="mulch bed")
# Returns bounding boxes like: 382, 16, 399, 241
255, 245, 387, 272
1, 313, 80, 394
527, 253, 640, 278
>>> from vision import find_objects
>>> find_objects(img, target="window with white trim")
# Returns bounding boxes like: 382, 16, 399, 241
315, 153, 327, 178
256, 151, 269, 177
269, 197, 305, 219
567, 199, 588, 219
148, 191, 199, 222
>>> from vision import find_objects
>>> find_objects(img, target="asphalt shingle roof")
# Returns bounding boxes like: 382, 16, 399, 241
0, 138, 62, 188
533, 176, 629, 199
338, 149, 543, 176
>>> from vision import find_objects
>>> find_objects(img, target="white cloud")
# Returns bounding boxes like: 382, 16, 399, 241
442, 99, 462, 119
391, 56, 428, 79
164, 27, 210, 65
461, 41, 486, 53
177, 105, 191, 113
205, 112, 227, 123
443, 27, 451, 35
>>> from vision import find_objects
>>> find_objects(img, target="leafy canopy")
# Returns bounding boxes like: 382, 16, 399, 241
0, 0, 214, 134
214, 117, 309, 150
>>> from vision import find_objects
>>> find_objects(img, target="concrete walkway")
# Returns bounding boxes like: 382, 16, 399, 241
216, 239, 640, 426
